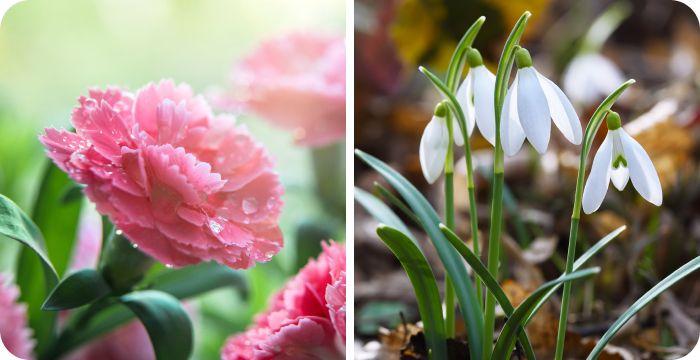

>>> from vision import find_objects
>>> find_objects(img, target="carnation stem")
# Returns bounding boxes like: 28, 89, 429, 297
99, 229, 154, 293
311, 141, 346, 219
554, 79, 635, 359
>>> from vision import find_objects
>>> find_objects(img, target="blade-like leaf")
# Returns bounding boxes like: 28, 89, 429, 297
377, 225, 446, 359
355, 187, 416, 243
371, 183, 422, 229
492, 268, 601, 360
439, 224, 536, 360
0, 194, 57, 279
120, 290, 193, 360
356, 149, 484, 359
524, 226, 626, 325
42, 269, 111, 311
0, 193, 59, 353
587, 256, 700, 360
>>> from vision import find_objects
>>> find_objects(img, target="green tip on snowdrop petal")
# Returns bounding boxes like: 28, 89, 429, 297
514, 46, 533, 68
434, 101, 448, 117
466, 48, 484, 67
606, 110, 622, 130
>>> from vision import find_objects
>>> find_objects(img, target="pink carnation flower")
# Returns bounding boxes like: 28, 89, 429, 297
221, 241, 346, 360
65, 321, 153, 360
216, 32, 346, 148
0, 273, 34, 359
40, 80, 284, 269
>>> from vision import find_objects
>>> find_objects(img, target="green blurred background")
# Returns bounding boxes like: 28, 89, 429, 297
0, 0, 345, 358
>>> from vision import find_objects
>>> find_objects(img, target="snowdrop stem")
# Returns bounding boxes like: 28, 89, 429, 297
420, 64, 486, 335
554, 79, 635, 359
484, 11, 530, 358
444, 110, 456, 336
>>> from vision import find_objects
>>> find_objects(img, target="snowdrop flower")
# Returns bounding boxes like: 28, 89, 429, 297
419, 101, 463, 184
582, 111, 662, 214
563, 53, 625, 106
456, 48, 496, 145
501, 47, 582, 156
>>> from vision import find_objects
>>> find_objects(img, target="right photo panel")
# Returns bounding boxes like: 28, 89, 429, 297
354, 1, 700, 359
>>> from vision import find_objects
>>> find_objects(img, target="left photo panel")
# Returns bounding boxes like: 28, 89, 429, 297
0, 1, 346, 359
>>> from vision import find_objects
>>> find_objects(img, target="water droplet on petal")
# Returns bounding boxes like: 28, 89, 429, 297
132, 243, 139, 249
165, 264, 173, 268
209, 219, 223, 234
115, 229, 123, 236
242, 197, 258, 215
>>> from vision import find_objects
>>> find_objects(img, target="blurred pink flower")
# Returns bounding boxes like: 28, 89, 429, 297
0, 273, 34, 359
216, 32, 346, 147
68, 206, 103, 272
221, 241, 346, 360
40, 80, 284, 269
65, 321, 153, 360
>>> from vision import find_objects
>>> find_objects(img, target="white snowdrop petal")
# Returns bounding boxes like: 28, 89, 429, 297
501, 79, 526, 156
516, 67, 551, 154
564, 54, 624, 105
618, 129, 663, 206
582, 133, 613, 214
452, 116, 464, 146
456, 73, 476, 135
536, 71, 582, 145
610, 166, 629, 191
472, 65, 496, 146
419, 116, 449, 184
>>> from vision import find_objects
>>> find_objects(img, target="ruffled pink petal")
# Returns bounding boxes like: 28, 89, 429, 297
119, 223, 201, 267
134, 80, 212, 141
40, 128, 89, 174
72, 88, 135, 160
254, 317, 341, 360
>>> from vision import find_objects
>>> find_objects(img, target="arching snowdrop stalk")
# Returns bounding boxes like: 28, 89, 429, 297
581, 111, 662, 214
419, 101, 463, 184
417, 16, 487, 337
554, 80, 639, 360
456, 48, 496, 145
482, 13, 531, 359
501, 47, 582, 155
